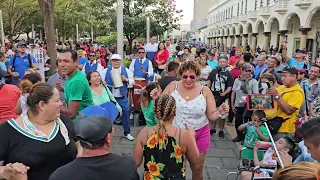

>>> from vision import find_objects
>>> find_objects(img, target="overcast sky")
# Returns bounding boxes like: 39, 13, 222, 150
176, 0, 194, 24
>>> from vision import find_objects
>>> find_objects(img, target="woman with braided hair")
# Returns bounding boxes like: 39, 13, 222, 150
133, 94, 199, 179
163, 61, 230, 180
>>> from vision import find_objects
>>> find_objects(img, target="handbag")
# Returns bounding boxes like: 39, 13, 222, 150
266, 117, 285, 135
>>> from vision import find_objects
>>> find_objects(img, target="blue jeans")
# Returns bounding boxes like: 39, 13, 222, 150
115, 96, 131, 136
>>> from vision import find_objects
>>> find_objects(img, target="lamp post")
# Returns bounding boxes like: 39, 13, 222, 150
76, 24, 79, 42
0, 10, 4, 46
117, 0, 124, 62
146, 17, 150, 43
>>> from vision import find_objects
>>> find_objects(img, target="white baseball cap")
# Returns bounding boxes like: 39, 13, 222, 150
110, 54, 121, 60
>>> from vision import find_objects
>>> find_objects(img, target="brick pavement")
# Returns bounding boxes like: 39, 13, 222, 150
111, 125, 240, 180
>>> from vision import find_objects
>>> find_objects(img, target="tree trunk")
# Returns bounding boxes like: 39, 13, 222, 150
38, 0, 56, 76
128, 38, 133, 55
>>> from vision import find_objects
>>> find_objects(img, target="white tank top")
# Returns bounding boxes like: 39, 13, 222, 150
171, 82, 208, 130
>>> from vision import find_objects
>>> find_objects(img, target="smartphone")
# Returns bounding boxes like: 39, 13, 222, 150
266, 82, 271, 89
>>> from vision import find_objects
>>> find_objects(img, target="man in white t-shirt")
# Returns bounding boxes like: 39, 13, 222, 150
144, 36, 158, 62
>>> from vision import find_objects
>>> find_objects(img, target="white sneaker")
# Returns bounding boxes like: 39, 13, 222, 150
125, 134, 134, 141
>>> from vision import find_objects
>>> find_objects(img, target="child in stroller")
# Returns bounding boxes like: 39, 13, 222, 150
240, 136, 295, 180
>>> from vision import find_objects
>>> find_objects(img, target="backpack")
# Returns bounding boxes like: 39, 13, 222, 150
12, 54, 32, 69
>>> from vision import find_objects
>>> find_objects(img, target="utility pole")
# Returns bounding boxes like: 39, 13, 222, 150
117, 0, 124, 62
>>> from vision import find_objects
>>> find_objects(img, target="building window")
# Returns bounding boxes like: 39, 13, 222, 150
260, 0, 263, 7
231, 6, 233, 17
241, 1, 243, 15
237, 3, 239, 16
254, 0, 258, 10
267, 0, 270, 6
245, 0, 247, 14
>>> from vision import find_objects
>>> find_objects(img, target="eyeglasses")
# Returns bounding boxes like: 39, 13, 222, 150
182, 75, 196, 80
138, 52, 145, 54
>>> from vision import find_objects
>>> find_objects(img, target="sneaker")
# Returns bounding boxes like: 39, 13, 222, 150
232, 136, 242, 142
219, 131, 224, 139
210, 129, 216, 135
125, 134, 134, 141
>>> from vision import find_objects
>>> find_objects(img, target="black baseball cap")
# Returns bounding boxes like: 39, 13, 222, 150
277, 66, 298, 75
75, 106, 115, 149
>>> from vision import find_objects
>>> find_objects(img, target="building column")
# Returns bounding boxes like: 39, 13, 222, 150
263, 32, 271, 51
251, 33, 258, 53
242, 34, 248, 49
226, 36, 231, 48
223, 36, 227, 48
299, 28, 311, 49
235, 35, 240, 46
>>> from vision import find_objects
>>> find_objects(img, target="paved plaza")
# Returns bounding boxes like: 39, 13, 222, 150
111, 124, 240, 180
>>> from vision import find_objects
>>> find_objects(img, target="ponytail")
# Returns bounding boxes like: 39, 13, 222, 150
153, 94, 176, 149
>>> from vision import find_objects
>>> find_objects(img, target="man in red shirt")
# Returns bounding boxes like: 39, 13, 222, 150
229, 48, 242, 67
0, 83, 21, 122
96, 50, 107, 68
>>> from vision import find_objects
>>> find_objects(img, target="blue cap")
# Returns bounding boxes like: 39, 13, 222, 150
99, 102, 120, 121
79, 103, 119, 122
17, 41, 27, 47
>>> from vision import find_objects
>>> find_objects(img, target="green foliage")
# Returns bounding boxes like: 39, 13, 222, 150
0, 0, 40, 42
96, 33, 117, 45
123, 58, 131, 68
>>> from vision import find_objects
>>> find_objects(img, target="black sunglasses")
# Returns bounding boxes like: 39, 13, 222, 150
138, 52, 145, 54
182, 75, 196, 80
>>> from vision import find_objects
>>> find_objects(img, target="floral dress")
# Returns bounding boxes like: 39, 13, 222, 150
143, 128, 186, 180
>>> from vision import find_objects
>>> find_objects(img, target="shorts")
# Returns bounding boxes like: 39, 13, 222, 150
195, 124, 210, 153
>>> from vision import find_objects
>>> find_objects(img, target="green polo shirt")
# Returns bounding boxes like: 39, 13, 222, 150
65, 70, 93, 122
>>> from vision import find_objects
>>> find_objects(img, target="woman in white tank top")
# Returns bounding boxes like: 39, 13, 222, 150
163, 61, 229, 180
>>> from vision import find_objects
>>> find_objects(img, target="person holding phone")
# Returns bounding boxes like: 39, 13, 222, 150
259, 73, 279, 94
282, 41, 310, 71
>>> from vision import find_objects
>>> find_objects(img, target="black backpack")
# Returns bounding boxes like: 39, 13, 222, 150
12, 54, 32, 69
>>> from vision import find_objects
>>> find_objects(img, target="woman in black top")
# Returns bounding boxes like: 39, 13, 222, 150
0, 83, 76, 180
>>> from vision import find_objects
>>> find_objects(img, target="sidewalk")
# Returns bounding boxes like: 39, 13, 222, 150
111, 124, 240, 180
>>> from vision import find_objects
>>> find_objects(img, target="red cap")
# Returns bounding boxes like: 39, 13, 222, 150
297, 68, 306, 73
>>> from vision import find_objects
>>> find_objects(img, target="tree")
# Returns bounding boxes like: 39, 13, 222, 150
110, 0, 182, 54
96, 33, 117, 45
38, 0, 56, 75
0, 0, 40, 42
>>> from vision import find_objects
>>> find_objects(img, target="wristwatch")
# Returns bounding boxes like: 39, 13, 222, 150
275, 95, 280, 100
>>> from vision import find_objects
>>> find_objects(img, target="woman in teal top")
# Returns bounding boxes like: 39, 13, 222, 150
140, 82, 162, 127
87, 71, 122, 113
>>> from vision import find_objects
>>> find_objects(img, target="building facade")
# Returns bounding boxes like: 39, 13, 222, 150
198, 0, 320, 59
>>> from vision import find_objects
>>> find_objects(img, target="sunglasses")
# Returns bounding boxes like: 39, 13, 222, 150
89, 55, 95, 57
138, 52, 145, 54
245, 70, 252, 72
182, 75, 196, 80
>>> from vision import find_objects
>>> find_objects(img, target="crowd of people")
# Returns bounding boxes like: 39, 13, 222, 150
0, 35, 320, 180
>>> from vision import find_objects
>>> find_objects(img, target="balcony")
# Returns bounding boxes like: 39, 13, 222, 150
275, 0, 288, 14
259, 6, 271, 18
232, 17, 239, 25
248, 11, 258, 21
239, 14, 248, 23
294, 0, 312, 9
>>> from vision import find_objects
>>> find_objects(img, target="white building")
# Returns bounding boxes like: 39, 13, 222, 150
193, 0, 320, 59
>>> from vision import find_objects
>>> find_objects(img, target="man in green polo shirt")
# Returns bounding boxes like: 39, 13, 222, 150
58, 49, 93, 122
